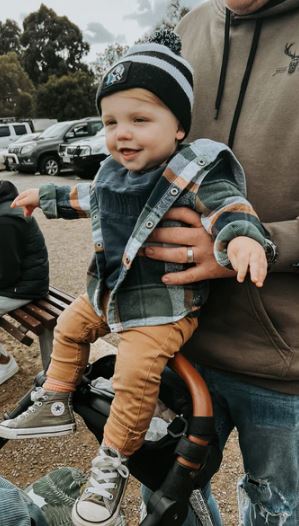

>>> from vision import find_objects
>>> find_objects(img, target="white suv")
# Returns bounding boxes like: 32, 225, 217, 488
0, 122, 32, 150
59, 127, 108, 179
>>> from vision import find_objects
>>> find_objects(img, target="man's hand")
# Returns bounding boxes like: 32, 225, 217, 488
11, 188, 40, 217
144, 207, 236, 285
227, 236, 268, 287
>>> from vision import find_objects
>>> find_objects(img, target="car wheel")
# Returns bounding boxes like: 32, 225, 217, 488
39, 156, 60, 176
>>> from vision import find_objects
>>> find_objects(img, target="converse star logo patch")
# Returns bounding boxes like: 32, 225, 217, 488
51, 402, 65, 416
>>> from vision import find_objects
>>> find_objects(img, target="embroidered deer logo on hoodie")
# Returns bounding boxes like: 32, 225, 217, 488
284, 43, 299, 74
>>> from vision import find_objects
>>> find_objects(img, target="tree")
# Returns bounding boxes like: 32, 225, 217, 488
137, 0, 190, 43
21, 4, 90, 85
0, 19, 22, 55
92, 43, 129, 83
15, 92, 33, 119
165, 0, 189, 28
35, 71, 97, 121
0, 52, 34, 117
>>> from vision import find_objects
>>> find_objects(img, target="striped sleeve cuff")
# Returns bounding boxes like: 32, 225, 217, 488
214, 220, 267, 267
39, 183, 59, 218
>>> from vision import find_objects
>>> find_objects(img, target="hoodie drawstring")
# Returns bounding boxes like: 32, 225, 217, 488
214, 11, 263, 149
214, 8, 231, 120
228, 19, 263, 148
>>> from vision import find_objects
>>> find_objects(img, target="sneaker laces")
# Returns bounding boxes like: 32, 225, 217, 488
84, 448, 129, 500
13, 388, 48, 422
31, 387, 47, 402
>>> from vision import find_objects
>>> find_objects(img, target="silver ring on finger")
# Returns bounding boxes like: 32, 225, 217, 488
186, 247, 194, 264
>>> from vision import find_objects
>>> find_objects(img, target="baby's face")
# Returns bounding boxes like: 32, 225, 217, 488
101, 88, 185, 172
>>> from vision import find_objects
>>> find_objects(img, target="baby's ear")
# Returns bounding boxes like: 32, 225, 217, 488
176, 125, 186, 141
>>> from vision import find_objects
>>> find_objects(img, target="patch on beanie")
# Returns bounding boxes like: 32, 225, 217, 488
103, 62, 131, 88
147, 28, 182, 55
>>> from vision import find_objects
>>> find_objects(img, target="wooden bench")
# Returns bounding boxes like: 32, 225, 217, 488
0, 286, 75, 369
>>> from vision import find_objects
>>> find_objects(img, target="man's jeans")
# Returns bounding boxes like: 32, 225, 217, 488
143, 367, 299, 525
0, 296, 30, 317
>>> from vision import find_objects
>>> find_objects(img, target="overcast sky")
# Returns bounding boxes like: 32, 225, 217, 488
0, 0, 202, 62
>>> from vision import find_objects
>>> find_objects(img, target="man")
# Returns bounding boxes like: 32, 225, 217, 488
144, 1, 299, 524
0, 180, 48, 385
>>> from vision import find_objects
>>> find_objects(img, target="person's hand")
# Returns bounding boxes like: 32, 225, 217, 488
227, 236, 268, 287
11, 188, 40, 217
144, 207, 236, 285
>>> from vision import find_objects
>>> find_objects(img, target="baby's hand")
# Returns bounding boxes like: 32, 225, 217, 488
11, 188, 40, 217
227, 236, 267, 287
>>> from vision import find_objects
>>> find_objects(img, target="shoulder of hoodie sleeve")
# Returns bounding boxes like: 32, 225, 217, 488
176, 2, 210, 35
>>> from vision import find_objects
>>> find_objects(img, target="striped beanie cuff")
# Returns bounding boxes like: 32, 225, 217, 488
96, 30, 194, 136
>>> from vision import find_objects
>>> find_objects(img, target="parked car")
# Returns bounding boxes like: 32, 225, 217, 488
59, 127, 108, 179
0, 122, 33, 150
3, 133, 40, 171
4, 117, 103, 176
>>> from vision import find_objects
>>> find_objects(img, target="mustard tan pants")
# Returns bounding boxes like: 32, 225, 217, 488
46, 293, 198, 456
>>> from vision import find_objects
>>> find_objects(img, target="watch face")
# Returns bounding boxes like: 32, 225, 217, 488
265, 240, 277, 265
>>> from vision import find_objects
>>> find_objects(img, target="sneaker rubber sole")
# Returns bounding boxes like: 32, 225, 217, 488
0, 422, 76, 439
71, 478, 128, 526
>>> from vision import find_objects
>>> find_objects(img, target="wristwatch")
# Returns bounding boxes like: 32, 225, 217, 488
264, 239, 278, 267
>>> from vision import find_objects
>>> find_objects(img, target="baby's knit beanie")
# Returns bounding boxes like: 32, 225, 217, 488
96, 29, 194, 135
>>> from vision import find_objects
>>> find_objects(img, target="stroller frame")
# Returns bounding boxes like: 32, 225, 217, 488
0, 352, 222, 525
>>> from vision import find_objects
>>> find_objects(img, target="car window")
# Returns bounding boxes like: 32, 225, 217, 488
13, 124, 27, 135
64, 124, 89, 139
0, 126, 10, 137
73, 124, 89, 137
40, 122, 72, 139
90, 121, 103, 135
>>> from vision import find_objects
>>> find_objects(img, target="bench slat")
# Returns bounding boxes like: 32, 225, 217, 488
49, 286, 74, 305
0, 318, 34, 346
34, 299, 63, 318
43, 294, 70, 311
0, 287, 75, 358
6, 309, 43, 336
22, 304, 56, 329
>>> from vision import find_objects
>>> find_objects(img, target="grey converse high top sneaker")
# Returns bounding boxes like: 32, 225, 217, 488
0, 387, 76, 439
72, 446, 129, 526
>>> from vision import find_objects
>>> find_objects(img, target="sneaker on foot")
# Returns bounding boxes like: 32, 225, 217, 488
72, 446, 129, 526
0, 351, 18, 385
0, 387, 76, 439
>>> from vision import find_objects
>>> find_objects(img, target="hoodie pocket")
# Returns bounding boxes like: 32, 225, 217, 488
246, 282, 293, 376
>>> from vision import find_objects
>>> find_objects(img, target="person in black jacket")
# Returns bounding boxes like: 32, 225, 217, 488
0, 180, 49, 385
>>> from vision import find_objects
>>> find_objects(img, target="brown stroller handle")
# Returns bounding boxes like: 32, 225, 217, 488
141, 353, 218, 524
169, 352, 213, 469
170, 353, 213, 418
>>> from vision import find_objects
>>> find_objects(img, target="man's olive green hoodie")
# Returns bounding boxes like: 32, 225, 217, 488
178, 0, 299, 393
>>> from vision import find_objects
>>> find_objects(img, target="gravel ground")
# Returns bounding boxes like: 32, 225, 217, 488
0, 170, 242, 525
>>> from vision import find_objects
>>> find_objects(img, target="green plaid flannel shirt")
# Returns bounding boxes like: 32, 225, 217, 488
39, 139, 267, 332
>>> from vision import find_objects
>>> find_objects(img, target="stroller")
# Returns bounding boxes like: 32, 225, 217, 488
0, 348, 222, 526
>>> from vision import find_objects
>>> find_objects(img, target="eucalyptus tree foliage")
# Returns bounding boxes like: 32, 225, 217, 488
35, 71, 97, 121
0, 52, 34, 117
0, 19, 22, 56
21, 4, 90, 85
92, 43, 129, 83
